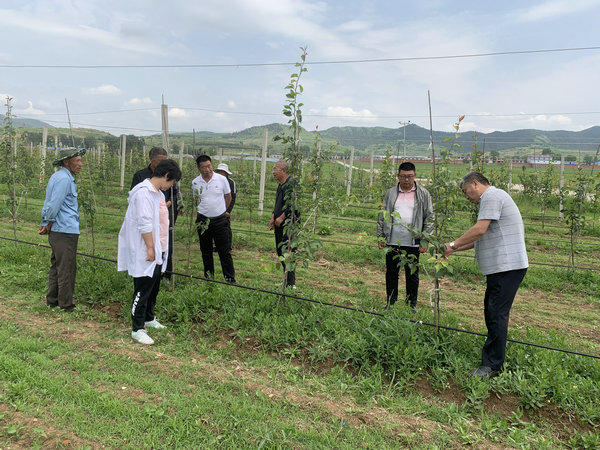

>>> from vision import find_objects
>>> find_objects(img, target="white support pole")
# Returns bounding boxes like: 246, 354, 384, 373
313, 140, 321, 201
346, 147, 355, 196
559, 155, 565, 220
40, 127, 48, 184
258, 128, 268, 216
161, 99, 169, 152
120, 134, 127, 190
179, 141, 184, 167
369, 150, 374, 200
253, 146, 258, 183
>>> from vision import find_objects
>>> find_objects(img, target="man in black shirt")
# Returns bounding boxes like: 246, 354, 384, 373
215, 163, 236, 248
130, 147, 184, 279
269, 160, 298, 288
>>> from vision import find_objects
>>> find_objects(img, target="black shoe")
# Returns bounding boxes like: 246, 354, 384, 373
411, 307, 417, 315
469, 366, 499, 378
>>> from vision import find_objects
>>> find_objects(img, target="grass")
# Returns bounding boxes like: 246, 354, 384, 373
1, 241, 599, 448
0, 157, 599, 447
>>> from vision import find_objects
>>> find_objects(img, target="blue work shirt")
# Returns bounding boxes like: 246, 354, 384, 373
40, 167, 80, 234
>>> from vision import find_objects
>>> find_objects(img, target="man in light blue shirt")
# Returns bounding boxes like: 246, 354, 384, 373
38, 148, 86, 312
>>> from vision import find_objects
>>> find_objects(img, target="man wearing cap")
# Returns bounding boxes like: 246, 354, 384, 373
38, 148, 86, 312
131, 147, 184, 280
214, 163, 236, 247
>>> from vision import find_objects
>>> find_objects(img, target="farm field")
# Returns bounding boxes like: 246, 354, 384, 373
0, 151, 599, 448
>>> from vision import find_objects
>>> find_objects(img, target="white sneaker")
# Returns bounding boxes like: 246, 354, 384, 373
131, 329, 154, 345
145, 318, 166, 329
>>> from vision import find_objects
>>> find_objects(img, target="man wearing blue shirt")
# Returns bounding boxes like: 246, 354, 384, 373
38, 148, 86, 312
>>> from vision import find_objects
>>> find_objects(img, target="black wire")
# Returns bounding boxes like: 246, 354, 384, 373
1, 235, 598, 360
3, 46, 600, 69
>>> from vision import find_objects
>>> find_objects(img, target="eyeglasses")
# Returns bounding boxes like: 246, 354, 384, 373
398, 174, 415, 180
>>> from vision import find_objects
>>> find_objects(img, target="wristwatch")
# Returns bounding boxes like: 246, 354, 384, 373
449, 241, 458, 250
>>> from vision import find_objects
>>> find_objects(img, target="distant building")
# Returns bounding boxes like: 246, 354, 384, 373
527, 155, 552, 164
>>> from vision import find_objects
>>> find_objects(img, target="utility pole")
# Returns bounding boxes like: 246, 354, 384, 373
161, 95, 169, 152
398, 121, 410, 159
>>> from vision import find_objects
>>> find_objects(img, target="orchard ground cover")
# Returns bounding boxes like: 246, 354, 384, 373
0, 155, 599, 448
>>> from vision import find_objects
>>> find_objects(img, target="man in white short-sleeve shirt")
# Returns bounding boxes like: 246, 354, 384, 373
192, 155, 235, 282
444, 172, 528, 378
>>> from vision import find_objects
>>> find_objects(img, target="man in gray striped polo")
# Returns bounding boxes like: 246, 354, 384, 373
444, 172, 528, 378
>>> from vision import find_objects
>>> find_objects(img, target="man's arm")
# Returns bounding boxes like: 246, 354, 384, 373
224, 193, 232, 210
130, 171, 142, 190
274, 212, 286, 227
226, 180, 236, 214
40, 176, 70, 227
444, 219, 491, 256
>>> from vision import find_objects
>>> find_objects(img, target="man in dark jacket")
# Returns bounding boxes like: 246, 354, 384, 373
377, 162, 434, 312
131, 147, 184, 279
269, 160, 299, 288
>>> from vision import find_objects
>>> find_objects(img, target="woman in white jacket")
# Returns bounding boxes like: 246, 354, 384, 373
118, 159, 182, 345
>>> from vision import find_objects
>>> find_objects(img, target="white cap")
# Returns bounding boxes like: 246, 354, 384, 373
215, 163, 232, 175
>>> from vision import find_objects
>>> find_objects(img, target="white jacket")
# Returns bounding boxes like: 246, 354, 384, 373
117, 179, 168, 278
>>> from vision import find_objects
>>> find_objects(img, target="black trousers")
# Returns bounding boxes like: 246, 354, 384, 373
47, 232, 79, 311
164, 227, 174, 279
196, 213, 235, 282
482, 268, 527, 370
385, 246, 420, 307
274, 225, 295, 287
131, 263, 162, 332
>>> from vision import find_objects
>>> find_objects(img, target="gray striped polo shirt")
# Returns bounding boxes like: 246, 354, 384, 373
474, 186, 529, 275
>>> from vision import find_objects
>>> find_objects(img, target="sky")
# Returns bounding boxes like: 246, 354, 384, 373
1, 0, 600, 138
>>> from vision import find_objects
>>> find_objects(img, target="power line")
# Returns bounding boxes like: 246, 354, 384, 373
3, 46, 600, 69
1, 235, 597, 360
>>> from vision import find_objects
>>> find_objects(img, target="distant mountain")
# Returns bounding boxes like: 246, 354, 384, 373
14, 119, 600, 156
13, 118, 53, 128
318, 123, 600, 153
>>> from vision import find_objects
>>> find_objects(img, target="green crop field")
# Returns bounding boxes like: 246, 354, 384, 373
0, 140, 598, 449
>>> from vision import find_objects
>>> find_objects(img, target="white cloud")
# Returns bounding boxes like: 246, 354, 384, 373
517, 0, 600, 22
323, 106, 377, 120
227, 100, 236, 108
526, 114, 572, 127
125, 97, 153, 106
169, 107, 187, 118
0, 8, 167, 55
16, 101, 45, 115
85, 84, 122, 95
335, 21, 371, 33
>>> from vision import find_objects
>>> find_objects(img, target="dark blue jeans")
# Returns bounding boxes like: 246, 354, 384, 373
482, 268, 527, 370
